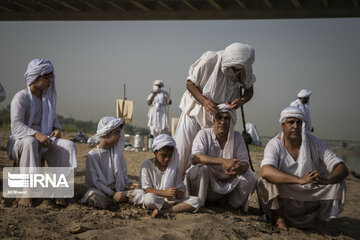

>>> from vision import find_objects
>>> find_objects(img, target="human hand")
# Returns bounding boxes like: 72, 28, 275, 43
226, 98, 245, 110
163, 187, 182, 198
125, 183, 139, 190
50, 129, 61, 138
232, 161, 249, 176
297, 170, 323, 185
203, 98, 217, 115
113, 191, 126, 202
308, 171, 330, 185
221, 159, 238, 175
34, 132, 52, 148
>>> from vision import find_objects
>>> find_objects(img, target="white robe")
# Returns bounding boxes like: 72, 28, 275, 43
147, 89, 170, 136
245, 122, 262, 146
185, 128, 257, 210
175, 50, 255, 176
83, 148, 131, 197
259, 133, 346, 227
290, 99, 312, 132
140, 159, 201, 211
8, 89, 77, 171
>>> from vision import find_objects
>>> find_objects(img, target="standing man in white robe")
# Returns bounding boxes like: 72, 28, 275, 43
174, 42, 256, 176
147, 80, 172, 137
290, 89, 314, 132
81, 116, 136, 209
258, 106, 348, 235
139, 134, 201, 218
185, 104, 257, 210
7, 59, 77, 207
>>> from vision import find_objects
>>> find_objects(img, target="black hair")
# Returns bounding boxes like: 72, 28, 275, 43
154, 145, 174, 153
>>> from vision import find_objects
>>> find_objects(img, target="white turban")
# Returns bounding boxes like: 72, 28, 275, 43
221, 42, 256, 89
297, 89, 312, 98
96, 116, 123, 138
214, 104, 237, 159
279, 106, 314, 178
153, 80, 164, 88
152, 134, 179, 190
279, 106, 307, 124
24, 59, 57, 136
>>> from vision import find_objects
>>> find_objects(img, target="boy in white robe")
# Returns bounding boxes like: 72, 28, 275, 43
147, 80, 172, 137
139, 134, 201, 218
259, 106, 348, 235
185, 104, 257, 210
7, 59, 77, 207
81, 116, 136, 209
174, 42, 256, 176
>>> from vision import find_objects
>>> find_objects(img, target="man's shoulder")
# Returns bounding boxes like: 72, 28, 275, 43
12, 89, 29, 103
140, 158, 154, 169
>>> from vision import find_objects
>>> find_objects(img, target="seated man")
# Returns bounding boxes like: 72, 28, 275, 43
81, 116, 136, 209
139, 134, 201, 218
258, 106, 348, 235
185, 104, 257, 211
8, 59, 77, 207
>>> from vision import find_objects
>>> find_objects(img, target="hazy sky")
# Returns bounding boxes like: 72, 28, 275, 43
1, 19, 359, 141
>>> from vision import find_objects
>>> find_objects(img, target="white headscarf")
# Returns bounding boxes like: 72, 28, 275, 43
24, 59, 56, 136
96, 116, 129, 191
279, 106, 314, 178
214, 104, 237, 159
153, 79, 164, 93
152, 134, 179, 190
297, 89, 312, 98
202, 43, 256, 104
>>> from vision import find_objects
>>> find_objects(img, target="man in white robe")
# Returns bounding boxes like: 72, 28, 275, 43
185, 104, 257, 210
139, 134, 201, 218
290, 89, 313, 132
81, 116, 135, 209
258, 106, 348, 235
147, 80, 171, 137
174, 42, 256, 176
7, 59, 77, 207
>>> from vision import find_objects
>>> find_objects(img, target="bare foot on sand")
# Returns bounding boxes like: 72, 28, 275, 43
276, 217, 288, 231
151, 209, 161, 218
18, 198, 33, 207
314, 218, 330, 236
55, 198, 68, 207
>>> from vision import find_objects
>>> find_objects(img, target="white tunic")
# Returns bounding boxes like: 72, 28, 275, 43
259, 134, 346, 226
186, 128, 257, 210
8, 89, 77, 171
85, 148, 131, 197
140, 159, 201, 210
147, 89, 170, 136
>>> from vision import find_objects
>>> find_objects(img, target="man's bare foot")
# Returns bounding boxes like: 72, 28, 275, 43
151, 208, 161, 218
18, 198, 33, 207
314, 218, 330, 236
55, 198, 68, 207
276, 217, 288, 231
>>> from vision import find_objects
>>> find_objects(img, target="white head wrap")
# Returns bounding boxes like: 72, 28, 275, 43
153, 80, 164, 92
152, 134, 179, 190
214, 104, 237, 159
297, 89, 312, 98
24, 59, 57, 136
96, 116, 123, 138
202, 43, 256, 109
279, 106, 314, 178
96, 116, 129, 191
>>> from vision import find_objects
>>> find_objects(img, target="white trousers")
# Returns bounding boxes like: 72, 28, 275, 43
14, 136, 77, 172
143, 192, 201, 211
173, 112, 201, 176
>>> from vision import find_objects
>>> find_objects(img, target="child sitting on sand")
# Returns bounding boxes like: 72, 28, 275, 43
139, 134, 201, 217
81, 116, 136, 209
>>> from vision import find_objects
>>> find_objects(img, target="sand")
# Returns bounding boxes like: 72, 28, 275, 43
0, 129, 359, 240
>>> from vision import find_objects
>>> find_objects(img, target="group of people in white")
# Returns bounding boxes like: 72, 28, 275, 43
4, 42, 348, 235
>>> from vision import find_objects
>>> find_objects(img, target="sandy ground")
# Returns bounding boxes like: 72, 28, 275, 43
0, 129, 359, 240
